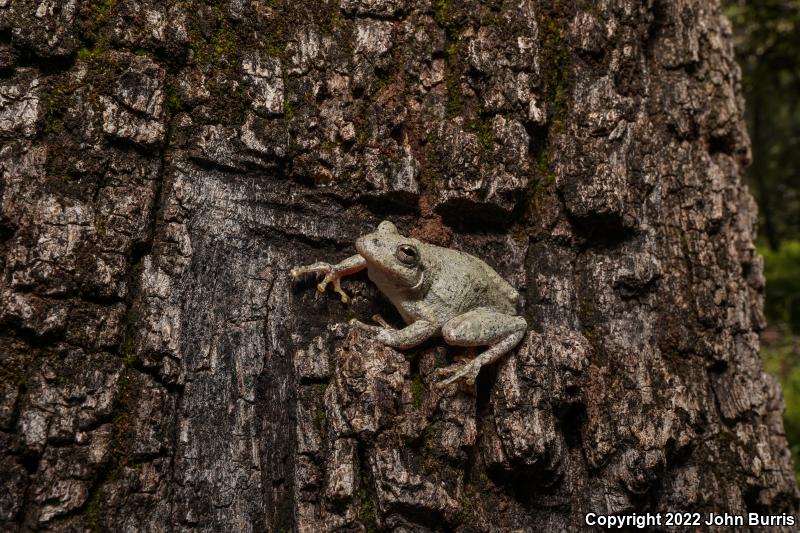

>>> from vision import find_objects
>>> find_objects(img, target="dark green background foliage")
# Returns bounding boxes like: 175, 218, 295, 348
761, 243, 800, 334
726, 0, 800, 251
726, 0, 800, 479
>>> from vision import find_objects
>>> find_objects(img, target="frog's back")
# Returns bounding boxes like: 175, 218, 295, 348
426, 245, 519, 315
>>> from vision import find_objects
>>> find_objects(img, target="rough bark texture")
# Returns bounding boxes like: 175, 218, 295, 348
0, 0, 797, 531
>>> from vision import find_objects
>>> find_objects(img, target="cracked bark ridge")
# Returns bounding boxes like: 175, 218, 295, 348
0, 0, 797, 531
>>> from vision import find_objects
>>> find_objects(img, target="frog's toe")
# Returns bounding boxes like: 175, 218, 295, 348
434, 364, 458, 378
291, 262, 333, 279
434, 363, 465, 388
349, 319, 371, 330
434, 374, 460, 390
434, 361, 482, 389
332, 279, 350, 304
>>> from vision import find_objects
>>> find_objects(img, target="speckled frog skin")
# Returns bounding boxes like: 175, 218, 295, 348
290, 221, 528, 388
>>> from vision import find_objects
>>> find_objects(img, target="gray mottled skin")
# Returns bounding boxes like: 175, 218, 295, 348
291, 221, 527, 387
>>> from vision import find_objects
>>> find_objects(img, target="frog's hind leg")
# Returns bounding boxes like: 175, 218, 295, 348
435, 307, 527, 389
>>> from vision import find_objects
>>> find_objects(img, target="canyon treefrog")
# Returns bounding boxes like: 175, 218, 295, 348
290, 221, 527, 388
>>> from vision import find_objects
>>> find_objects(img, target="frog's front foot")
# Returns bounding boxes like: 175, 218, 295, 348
290, 261, 351, 303
434, 361, 480, 389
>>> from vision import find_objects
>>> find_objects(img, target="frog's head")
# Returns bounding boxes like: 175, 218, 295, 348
356, 220, 425, 289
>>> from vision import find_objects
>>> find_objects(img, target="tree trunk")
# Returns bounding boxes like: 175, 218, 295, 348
1, 0, 797, 531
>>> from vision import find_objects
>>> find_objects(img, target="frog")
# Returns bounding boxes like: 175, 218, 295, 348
290, 220, 527, 389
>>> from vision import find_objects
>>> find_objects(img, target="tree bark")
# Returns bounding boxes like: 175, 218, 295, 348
0, 0, 797, 531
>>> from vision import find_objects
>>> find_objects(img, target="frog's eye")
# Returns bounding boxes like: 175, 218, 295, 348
395, 244, 419, 266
